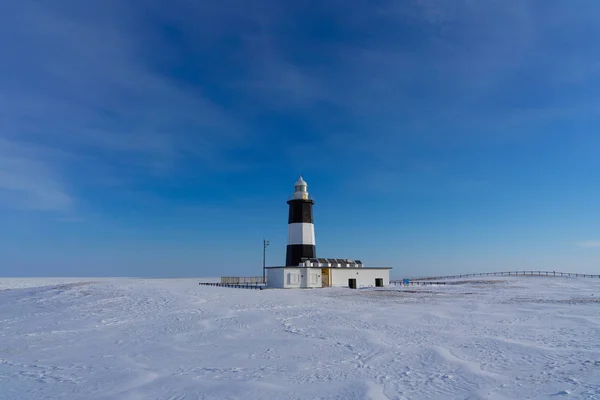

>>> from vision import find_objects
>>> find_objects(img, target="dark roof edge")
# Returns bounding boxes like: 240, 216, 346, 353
265, 266, 392, 270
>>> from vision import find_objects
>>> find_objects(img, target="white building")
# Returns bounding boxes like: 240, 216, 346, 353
266, 262, 391, 289
266, 176, 392, 289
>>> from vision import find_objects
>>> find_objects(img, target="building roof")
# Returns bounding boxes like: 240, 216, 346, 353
295, 175, 307, 187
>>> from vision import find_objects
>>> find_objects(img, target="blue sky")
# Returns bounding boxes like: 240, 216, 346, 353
1, 0, 600, 277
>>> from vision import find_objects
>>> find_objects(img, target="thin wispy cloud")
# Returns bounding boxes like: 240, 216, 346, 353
1, 0, 600, 276
190, 0, 600, 175
0, 0, 254, 213
0, 139, 73, 211
577, 241, 600, 248
2, 0, 600, 209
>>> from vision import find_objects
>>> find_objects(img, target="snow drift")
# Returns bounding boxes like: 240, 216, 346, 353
1, 277, 599, 399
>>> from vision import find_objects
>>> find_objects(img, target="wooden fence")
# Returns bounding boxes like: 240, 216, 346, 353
200, 271, 598, 290
392, 270, 600, 284
388, 281, 448, 286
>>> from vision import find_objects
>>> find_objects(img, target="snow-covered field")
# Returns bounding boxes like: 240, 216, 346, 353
1, 277, 599, 400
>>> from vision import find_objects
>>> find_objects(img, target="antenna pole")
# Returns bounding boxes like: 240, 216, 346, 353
263, 239, 270, 285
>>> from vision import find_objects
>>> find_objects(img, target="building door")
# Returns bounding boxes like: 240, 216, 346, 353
348, 278, 357, 289
321, 268, 330, 287
375, 278, 383, 287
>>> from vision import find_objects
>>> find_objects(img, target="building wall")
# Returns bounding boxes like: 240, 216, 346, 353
267, 268, 322, 288
267, 268, 302, 288
330, 268, 390, 288
267, 268, 388, 289
266, 268, 285, 289
300, 267, 322, 288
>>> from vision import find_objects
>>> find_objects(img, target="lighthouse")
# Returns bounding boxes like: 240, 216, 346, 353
263, 175, 392, 288
285, 175, 316, 266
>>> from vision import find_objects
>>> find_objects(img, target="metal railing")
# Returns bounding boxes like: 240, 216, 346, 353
287, 194, 315, 202
199, 282, 265, 290
220, 276, 266, 285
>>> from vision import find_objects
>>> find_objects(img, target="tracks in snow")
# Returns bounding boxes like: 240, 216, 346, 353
1, 278, 599, 399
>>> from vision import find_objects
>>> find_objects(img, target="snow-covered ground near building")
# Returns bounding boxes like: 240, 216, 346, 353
1, 276, 599, 400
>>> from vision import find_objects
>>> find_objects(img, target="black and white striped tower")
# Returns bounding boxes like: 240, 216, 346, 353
286, 176, 316, 266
